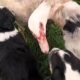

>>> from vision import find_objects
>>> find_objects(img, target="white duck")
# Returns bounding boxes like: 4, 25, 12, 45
28, 1, 52, 53
0, 0, 54, 53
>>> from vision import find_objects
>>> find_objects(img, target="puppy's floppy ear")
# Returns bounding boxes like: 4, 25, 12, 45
0, 7, 15, 31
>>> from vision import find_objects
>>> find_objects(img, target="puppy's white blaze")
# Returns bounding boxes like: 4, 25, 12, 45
0, 28, 18, 42
28, 1, 51, 53
59, 50, 66, 58
28, 1, 51, 37
65, 63, 80, 80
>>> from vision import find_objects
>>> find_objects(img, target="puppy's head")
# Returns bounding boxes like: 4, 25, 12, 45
0, 7, 15, 32
48, 48, 80, 80
48, 48, 66, 80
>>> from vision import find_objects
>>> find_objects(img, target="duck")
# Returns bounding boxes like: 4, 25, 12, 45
28, 1, 52, 53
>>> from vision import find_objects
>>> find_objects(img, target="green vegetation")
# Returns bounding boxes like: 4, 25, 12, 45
75, 0, 80, 4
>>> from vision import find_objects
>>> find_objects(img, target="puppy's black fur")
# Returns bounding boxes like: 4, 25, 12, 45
0, 8, 15, 32
0, 7, 41, 80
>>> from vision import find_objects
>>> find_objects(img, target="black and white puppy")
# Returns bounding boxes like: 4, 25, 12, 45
0, 6, 42, 80
49, 48, 80, 80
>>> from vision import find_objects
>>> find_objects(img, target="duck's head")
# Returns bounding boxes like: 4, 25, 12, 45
28, 1, 51, 53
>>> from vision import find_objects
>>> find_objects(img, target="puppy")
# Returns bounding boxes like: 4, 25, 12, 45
0, 6, 41, 80
49, 0, 80, 59
49, 48, 80, 80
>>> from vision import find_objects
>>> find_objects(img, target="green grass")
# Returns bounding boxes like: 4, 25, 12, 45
75, 0, 80, 4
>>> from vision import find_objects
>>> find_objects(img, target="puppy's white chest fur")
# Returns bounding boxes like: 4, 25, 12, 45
65, 63, 80, 80
0, 29, 18, 42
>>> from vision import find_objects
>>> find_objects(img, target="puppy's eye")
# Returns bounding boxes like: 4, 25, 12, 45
64, 54, 70, 62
